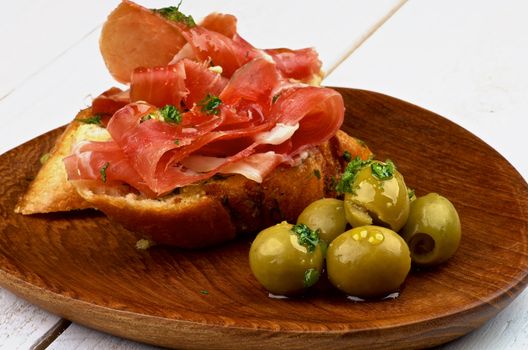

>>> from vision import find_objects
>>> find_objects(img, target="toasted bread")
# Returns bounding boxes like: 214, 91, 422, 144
16, 109, 371, 248
14, 109, 103, 214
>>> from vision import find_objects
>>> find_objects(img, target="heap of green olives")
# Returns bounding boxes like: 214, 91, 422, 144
248, 156, 462, 299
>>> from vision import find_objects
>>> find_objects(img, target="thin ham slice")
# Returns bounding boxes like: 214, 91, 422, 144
92, 87, 130, 117
63, 140, 155, 197
200, 13, 238, 38
265, 48, 322, 82
130, 59, 227, 108
99, 0, 188, 83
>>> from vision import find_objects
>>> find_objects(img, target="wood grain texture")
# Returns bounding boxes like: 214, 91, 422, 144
0, 88, 527, 350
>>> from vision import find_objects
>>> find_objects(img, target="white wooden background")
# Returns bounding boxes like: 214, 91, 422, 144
1, 0, 527, 349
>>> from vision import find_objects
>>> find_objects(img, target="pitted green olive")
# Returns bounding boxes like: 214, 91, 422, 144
344, 160, 410, 231
297, 198, 347, 244
326, 225, 411, 299
401, 193, 461, 266
249, 222, 323, 296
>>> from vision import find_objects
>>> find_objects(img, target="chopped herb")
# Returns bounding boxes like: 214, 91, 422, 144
342, 150, 352, 162
153, 1, 196, 27
160, 104, 182, 124
291, 223, 320, 252
313, 169, 321, 180
76, 115, 102, 125
174, 139, 180, 145
200, 290, 209, 295
335, 156, 372, 193
272, 94, 280, 104
408, 188, 416, 200
371, 160, 395, 180
100, 162, 109, 183
198, 93, 222, 115
303, 268, 320, 288
329, 176, 336, 188
39, 153, 50, 165
140, 114, 153, 123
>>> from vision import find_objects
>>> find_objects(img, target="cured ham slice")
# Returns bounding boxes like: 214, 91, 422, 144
180, 27, 260, 78
130, 59, 227, 108
265, 48, 322, 82
63, 141, 155, 197
270, 86, 344, 155
92, 87, 130, 117
200, 13, 238, 38
100, 0, 188, 83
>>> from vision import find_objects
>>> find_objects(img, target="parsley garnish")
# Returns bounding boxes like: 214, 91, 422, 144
100, 162, 109, 183
313, 169, 321, 180
272, 94, 280, 104
342, 150, 352, 162
198, 93, 222, 115
153, 1, 196, 28
174, 139, 180, 145
39, 153, 50, 165
371, 160, 395, 180
408, 188, 416, 200
303, 268, 320, 288
160, 105, 182, 124
336, 157, 398, 193
335, 156, 371, 193
291, 224, 320, 252
76, 115, 102, 125
140, 114, 153, 123
200, 290, 209, 295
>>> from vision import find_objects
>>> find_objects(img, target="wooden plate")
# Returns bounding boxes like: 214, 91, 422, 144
0, 88, 527, 350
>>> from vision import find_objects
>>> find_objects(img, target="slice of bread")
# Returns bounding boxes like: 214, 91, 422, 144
14, 109, 108, 214
16, 108, 371, 248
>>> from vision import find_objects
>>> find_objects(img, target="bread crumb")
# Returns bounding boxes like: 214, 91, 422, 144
135, 238, 156, 250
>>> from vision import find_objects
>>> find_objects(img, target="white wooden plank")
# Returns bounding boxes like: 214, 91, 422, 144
325, 0, 528, 349
325, 0, 528, 180
47, 324, 162, 350
0, 289, 61, 350
0, 0, 120, 99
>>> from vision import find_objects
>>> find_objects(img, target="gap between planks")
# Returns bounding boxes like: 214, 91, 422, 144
29, 319, 71, 350
324, 0, 408, 79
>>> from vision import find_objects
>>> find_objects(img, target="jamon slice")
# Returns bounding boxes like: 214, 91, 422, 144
100, 0, 188, 83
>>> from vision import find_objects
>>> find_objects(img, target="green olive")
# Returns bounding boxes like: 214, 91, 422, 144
401, 193, 461, 266
297, 198, 347, 244
249, 222, 323, 296
344, 161, 410, 231
326, 225, 411, 299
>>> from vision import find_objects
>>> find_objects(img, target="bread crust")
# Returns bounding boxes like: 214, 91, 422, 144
15, 109, 94, 214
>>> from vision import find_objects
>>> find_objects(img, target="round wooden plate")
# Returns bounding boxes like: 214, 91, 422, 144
0, 88, 527, 350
